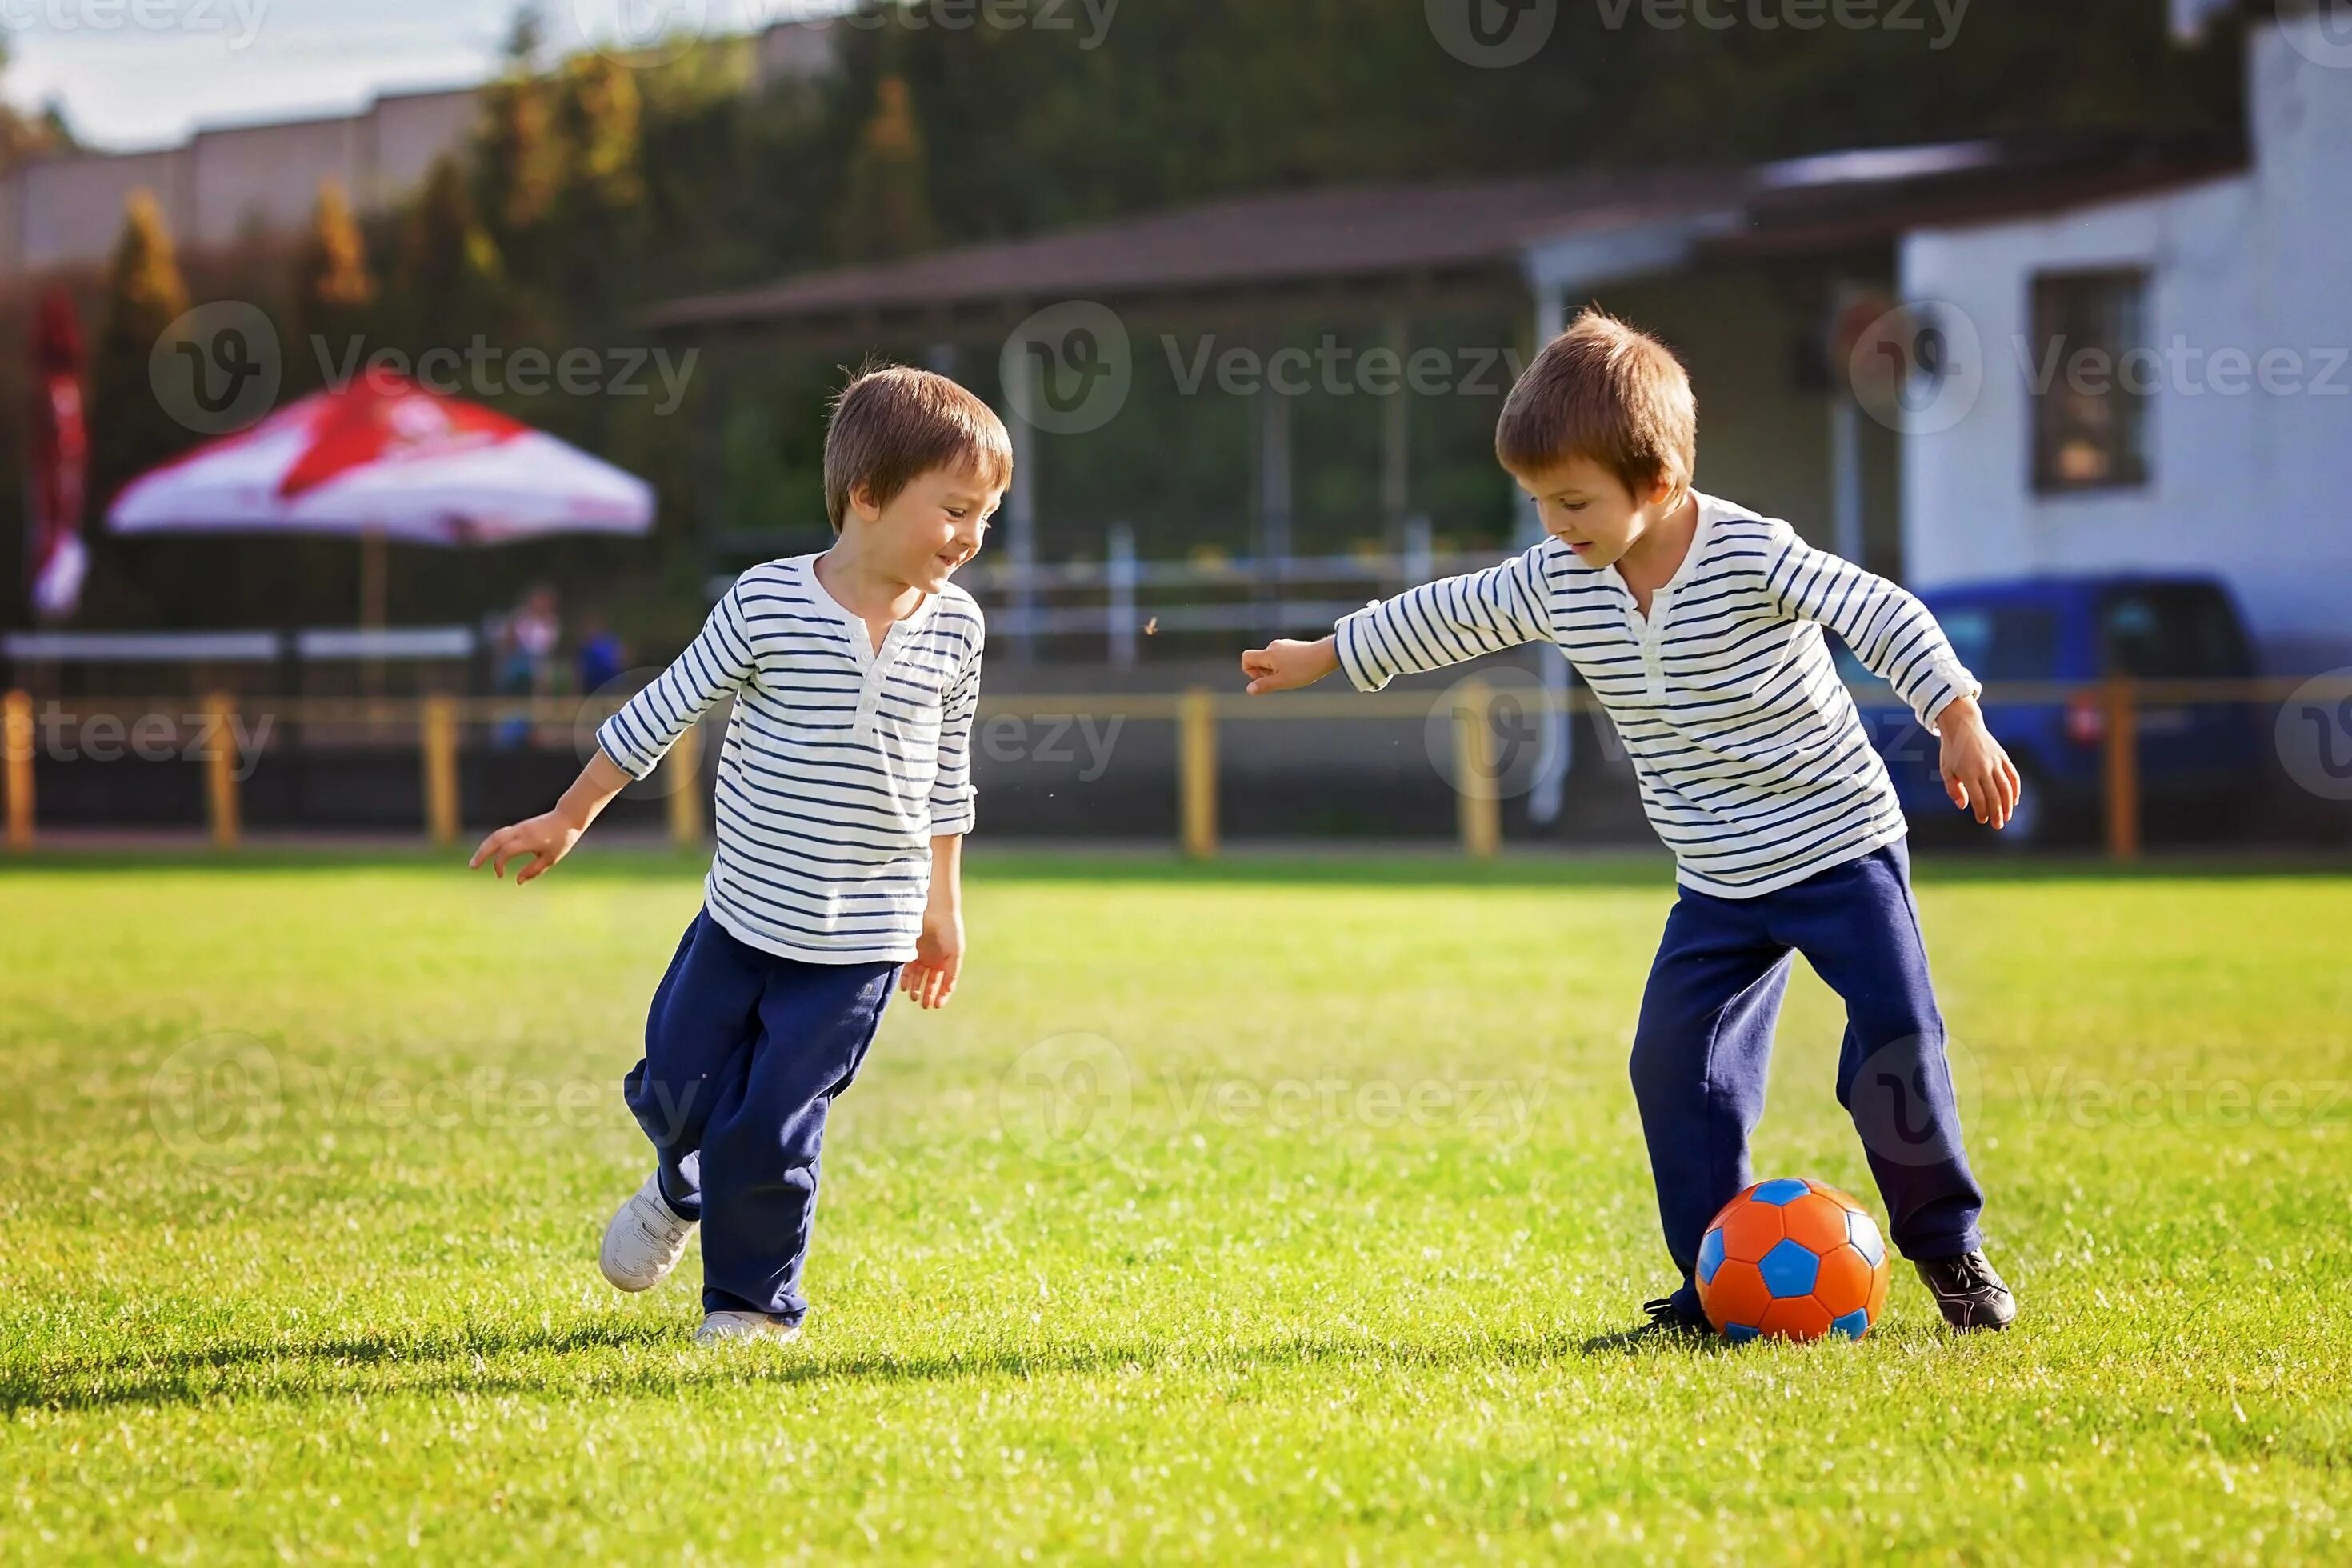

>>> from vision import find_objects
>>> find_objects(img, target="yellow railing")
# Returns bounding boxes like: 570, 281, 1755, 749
0, 678, 2326, 860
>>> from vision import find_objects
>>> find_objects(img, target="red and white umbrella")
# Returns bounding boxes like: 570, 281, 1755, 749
108, 372, 654, 544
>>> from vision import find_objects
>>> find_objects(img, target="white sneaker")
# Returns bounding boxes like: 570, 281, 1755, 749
694, 1310, 802, 1346
598, 1171, 695, 1292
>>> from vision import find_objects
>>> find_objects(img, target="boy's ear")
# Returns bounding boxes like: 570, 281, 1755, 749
846, 481, 879, 523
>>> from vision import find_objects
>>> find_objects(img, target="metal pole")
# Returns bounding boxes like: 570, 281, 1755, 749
1006, 352, 1039, 661
1523, 278, 1574, 828
1382, 314, 1410, 558
1830, 394, 1866, 567
1257, 370, 1292, 622
1403, 514, 1433, 591
360, 527, 388, 696
1108, 521, 1138, 668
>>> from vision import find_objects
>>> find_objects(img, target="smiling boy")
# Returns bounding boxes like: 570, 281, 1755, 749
1242, 311, 2021, 1334
471, 366, 1008, 1344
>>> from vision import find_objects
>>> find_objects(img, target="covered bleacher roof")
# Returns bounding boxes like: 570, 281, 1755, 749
649, 132, 2244, 342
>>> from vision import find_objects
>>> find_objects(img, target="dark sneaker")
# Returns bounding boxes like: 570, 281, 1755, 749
1635, 1295, 1714, 1338
1578, 1294, 1714, 1354
1914, 1249, 2017, 1331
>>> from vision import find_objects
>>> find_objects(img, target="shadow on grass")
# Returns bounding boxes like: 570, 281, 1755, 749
3, 1316, 1734, 1415
1574, 1322, 1729, 1358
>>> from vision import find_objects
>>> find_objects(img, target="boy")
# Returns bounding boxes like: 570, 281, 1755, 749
1242, 312, 2020, 1334
471, 366, 1008, 1344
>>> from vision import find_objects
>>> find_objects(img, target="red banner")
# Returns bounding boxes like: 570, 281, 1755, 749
26, 289, 89, 622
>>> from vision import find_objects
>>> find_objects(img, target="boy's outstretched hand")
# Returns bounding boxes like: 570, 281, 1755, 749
1937, 696, 2022, 830
1241, 635, 1339, 695
470, 808, 587, 886
468, 750, 630, 885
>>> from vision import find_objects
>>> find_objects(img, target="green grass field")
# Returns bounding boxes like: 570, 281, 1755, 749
3, 850, 2349, 1563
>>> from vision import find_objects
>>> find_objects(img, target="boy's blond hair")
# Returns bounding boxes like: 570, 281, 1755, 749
824, 365, 1015, 532
1494, 310, 1697, 506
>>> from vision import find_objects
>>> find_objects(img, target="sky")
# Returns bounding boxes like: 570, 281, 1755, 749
2, 0, 817, 151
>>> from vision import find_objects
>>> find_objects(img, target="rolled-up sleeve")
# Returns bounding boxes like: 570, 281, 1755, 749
927, 639, 982, 837
1759, 522, 1979, 732
596, 586, 757, 779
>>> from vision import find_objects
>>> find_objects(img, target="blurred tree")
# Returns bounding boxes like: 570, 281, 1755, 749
822, 0, 2241, 243
88, 191, 191, 506
835, 74, 934, 262
474, 10, 560, 262
554, 53, 646, 215
398, 156, 506, 346
289, 180, 378, 392
542, 52, 648, 309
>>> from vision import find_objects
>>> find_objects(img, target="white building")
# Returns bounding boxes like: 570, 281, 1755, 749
1900, 17, 2352, 673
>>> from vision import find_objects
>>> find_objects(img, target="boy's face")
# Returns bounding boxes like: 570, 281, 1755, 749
848, 464, 1003, 593
1508, 455, 1677, 570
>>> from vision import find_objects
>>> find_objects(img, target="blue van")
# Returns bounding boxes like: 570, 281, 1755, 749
1839, 574, 2262, 845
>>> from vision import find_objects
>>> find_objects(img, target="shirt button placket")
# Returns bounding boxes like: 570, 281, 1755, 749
1642, 589, 1669, 702
854, 632, 888, 743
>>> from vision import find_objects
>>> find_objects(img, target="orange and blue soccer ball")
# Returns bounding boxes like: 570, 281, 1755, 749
1696, 1178, 1891, 1342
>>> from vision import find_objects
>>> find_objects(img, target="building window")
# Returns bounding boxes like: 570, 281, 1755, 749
2030, 269, 2150, 494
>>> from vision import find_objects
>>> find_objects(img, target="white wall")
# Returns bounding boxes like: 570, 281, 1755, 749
1900, 21, 2352, 671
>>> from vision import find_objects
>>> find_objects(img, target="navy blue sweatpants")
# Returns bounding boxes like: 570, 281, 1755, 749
1631, 842, 1985, 1318
622, 910, 898, 1322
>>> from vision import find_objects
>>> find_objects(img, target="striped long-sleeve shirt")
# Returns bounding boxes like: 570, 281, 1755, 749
1335, 494, 1978, 898
596, 554, 982, 963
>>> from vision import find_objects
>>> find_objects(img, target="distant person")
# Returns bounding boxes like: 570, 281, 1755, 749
492, 585, 562, 748
576, 613, 629, 696
1242, 311, 2022, 1336
510, 585, 562, 692
468, 367, 1006, 1346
